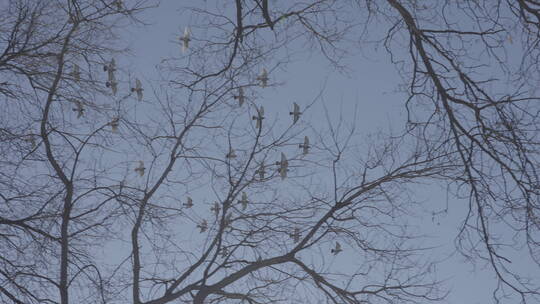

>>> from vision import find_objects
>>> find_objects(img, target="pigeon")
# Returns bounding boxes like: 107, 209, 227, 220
238, 192, 249, 210
71, 64, 80, 82
197, 219, 208, 233
220, 247, 229, 258
131, 78, 143, 101
299, 136, 310, 155
109, 117, 120, 132
134, 161, 145, 177
331, 241, 342, 255
290, 227, 301, 243
184, 196, 194, 208
233, 87, 245, 106
105, 73, 118, 95
289, 102, 302, 124
276, 152, 288, 180
226, 148, 237, 159
72, 99, 84, 118
180, 27, 191, 52
252, 106, 265, 129
256, 68, 269, 87
211, 202, 221, 216
103, 58, 116, 73
25, 134, 37, 149
256, 162, 266, 180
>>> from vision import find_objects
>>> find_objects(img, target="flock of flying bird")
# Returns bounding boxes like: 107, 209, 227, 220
64, 23, 342, 256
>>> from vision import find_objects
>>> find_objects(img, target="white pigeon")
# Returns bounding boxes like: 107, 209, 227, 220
131, 78, 143, 101
226, 148, 237, 159
134, 161, 145, 177
72, 99, 84, 118
289, 102, 302, 124
256, 68, 269, 87
197, 219, 208, 233
238, 192, 249, 210
180, 27, 191, 52
252, 106, 265, 129
109, 117, 120, 132
184, 196, 194, 208
331, 241, 342, 255
276, 152, 288, 180
71, 64, 80, 82
211, 202, 221, 216
299, 136, 310, 155
291, 227, 301, 243
106, 72, 118, 95
233, 87, 245, 106
256, 162, 266, 180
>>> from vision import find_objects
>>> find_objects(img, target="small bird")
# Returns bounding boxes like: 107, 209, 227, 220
226, 148, 237, 159
197, 219, 208, 233
276, 152, 288, 180
103, 58, 116, 73
290, 227, 301, 243
109, 117, 119, 132
25, 134, 37, 149
71, 64, 80, 82
131, 78, 143, 101
233, 87, 245, 106
299, 136, 310, 155
105, 72, 118, 95
256, 162, 266, 180
256, 68, 269, 87
220, 247, 228, 258
289, 102, 302, 124
134, 161, 145, 177
331, 241, 342, 255
180, 27, 191, 52
211, 202, 221, 216
72, 99, 84, 118
184, 196, 194, 208
238, 192, 249, 210
252, 106, 265, 129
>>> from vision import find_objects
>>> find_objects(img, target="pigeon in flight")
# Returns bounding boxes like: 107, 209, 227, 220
256, 162, 266, 180
289, 102, 302, 124
252, 106, 264, 129
331, 241, 342, 255
197, 219, 208, 233
134, 161, 145, 177
276, 152, 288, 180
71, 64, 80, 82
238, 192, 249, 210
290, 227, 301, 243
233, 87, 245, 106
72, 99, 84, 118
131, 78, 143, 101
256, 68, 268, 87
103, 58, 116, 73
106, 73, 118, 95
299, 136, 310, 155
180, 27, 191, 52
226, 148, 237, 159
109, 117, 119, 132
211, 202, 221, 216
184, 196, 194, 208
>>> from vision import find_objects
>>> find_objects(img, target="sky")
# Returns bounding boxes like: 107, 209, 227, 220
110, 1, 533, 303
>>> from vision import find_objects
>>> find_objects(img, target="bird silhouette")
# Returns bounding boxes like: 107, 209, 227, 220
72, 99, 84, 118
276, 152, 288, 180
71, 64, 80, 82
183, 196, 193, 208
180, 27, 191, 52
252, 106, 265, 129
211, 202, 221, 216
256, 162, 266, 180
233, 87, 245, 106
299, 136, 310, 155
109, 117, 119, 132
238, 192, 249, 210
197, 219, 208, 233
25, 134, 37, 149
256, 68, 268, 87
131, 78, 143, 101
134, 161, 145, 177
105, 72, 118, 95
226, 148, 237, 159
103, 58, 116, 73
220, 247, 228, 258
331, 241, 342, 255
289, 102, 302, 124
291, 227, 301, 243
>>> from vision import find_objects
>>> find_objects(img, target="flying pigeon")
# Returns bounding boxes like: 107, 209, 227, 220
180, 27, 191, 52
211, 202, 221, 216
184, 196, 194, 208
105, 73, 118, 95
103, 58, 116, 73
299, 136, 310, 155
252, 106, 265, 129
71, 64, 80, 82
72, 99, 84, 118
134, 161, 145, 177
233, 87, 245, 106
289, 102, 302, 124
131, 78, 143, 101
256, 162, 266, 180
226, 148, 237, 159
238, 192, 249, 210
197, 219, 208, 233
109, 117, 119, 132
331, 241, 342, 255
290, 227, 301, 243
276, 152, 288, 180
256, 68, 269, 87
